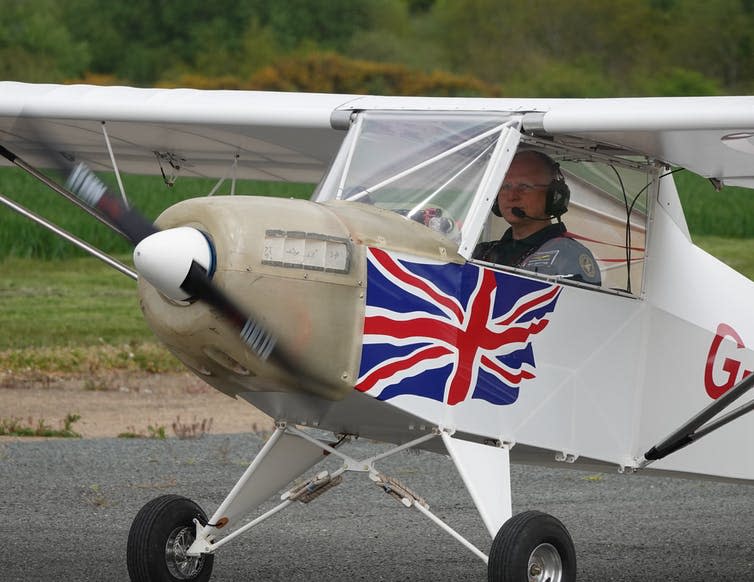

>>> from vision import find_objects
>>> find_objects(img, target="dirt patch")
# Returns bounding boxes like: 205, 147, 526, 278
0, 370, 272, 440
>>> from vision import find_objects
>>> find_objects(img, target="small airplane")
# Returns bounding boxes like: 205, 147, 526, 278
1, 82, 754, 582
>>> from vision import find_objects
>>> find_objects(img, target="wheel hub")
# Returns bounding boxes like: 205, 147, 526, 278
165, 525, 205, 580
527, 542, 563, 582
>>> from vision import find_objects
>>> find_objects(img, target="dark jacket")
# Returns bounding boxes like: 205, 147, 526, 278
473, 222, 601, 285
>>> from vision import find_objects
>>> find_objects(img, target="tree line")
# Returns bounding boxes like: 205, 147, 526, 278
1, 0, 751, 96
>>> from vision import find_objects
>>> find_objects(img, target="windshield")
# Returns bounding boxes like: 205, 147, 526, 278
313, 111, 516, 247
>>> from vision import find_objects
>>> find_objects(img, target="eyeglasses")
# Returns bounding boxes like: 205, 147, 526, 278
500, 182, 550, 193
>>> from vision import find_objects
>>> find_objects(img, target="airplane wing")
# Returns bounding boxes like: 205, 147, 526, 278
527, 96, 754, 189
0, 82, 360, 183
1, 82, 753, 189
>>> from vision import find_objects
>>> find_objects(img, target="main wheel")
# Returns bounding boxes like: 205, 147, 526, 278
488, 510, 576, 582
127, 494, 215, 582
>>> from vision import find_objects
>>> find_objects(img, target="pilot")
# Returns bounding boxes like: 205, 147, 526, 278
473, 150, 601, 285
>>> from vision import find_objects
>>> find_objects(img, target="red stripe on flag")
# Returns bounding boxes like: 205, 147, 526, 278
356, 344, 451, 392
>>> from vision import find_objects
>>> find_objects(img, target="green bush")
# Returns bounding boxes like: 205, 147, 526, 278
247, 52, 501, 96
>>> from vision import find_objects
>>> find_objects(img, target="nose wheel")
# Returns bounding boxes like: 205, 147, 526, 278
488, 511, 576, 582
127, 494, 214, 582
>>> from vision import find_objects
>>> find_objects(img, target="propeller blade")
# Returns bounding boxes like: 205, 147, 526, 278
181, 260, 278, 361
65, 161, 283, 364
133, 228, 280, 363
65, 162, 158, 245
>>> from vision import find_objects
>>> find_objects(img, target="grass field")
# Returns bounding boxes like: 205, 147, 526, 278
674, 171, 754, 237
0, 168, 313, 259
0, 254, 182, 374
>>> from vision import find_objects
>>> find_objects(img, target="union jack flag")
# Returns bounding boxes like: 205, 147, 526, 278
356, 248, 562, 406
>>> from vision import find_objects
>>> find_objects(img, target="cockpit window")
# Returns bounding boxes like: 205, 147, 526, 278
313, 110, 517, 246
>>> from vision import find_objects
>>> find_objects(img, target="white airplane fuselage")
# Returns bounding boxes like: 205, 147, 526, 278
138, 176, 754, 484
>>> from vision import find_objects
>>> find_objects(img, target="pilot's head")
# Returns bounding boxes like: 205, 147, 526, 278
493, 150, 570, 238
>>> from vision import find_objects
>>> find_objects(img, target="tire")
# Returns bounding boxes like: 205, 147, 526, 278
488, 510, 576, 582
127, 494, 215, 582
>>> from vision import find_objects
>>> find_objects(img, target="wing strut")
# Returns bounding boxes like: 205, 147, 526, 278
638, 372, 754, 468
100, 121, 129, 207
0, 191, 137, 280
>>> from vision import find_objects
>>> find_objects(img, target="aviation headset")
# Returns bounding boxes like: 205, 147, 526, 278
492, 150, 570, 219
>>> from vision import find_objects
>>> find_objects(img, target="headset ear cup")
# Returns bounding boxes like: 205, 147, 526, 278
546, 180, 570, 217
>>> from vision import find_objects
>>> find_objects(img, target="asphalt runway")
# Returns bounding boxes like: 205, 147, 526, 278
1, 433, 752, 581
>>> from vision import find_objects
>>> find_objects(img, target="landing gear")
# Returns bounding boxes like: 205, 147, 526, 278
488, 511, 576, 582
126, 426, 577, 581
127, 494, 214, 582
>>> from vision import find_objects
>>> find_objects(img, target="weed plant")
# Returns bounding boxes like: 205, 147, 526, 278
172, 415, 214, 439
0, 413, 81, 437
117, 424, 167, 439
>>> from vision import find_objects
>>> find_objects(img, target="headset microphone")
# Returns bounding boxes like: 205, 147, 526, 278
511, 207, 553, 221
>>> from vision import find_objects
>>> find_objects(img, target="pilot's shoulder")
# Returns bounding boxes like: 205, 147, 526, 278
545, 235, 594, 256
540, 236, 601, 283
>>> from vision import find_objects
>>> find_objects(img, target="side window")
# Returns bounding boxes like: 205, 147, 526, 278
559, 160, 650, 295
473, 149, 652, 295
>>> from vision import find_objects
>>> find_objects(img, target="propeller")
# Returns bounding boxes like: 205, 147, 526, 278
66, 162, 159, 245
65, 162, 280, 363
